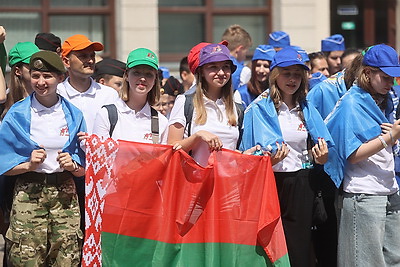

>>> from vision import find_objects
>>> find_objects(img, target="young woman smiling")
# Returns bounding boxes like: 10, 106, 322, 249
0, 51, 86, 266
168, 43, 259, 167
240, 47, 333, 267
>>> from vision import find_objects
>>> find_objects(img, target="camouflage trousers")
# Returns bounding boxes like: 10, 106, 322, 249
5, 175, 82, 267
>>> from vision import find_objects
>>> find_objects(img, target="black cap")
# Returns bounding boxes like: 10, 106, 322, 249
30, 51, 66, 73
35, 32, 62, 53
162, 76, 184, 96
93, 58, 126, 78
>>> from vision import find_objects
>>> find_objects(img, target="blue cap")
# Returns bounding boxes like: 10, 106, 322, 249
198, 43, 237, 73
309, 72, 328, 89
252, 45, 276, 62
270, 47, 310, 71
159, 66, 170, 79
291, 46, 309, 62
321, 34, 345, 52
363, 44, 400, 77
268, 31, 290, 48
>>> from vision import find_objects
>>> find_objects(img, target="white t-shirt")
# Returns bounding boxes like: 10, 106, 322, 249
168, 94, 239, 166
92, 98, 169, 144
30, 95, 69, 173
57, 77, 119, 133
344, 145, 398, 195
273, 102, 308, 172
239, 66, 251, 87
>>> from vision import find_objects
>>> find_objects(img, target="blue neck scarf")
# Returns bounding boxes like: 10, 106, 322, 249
324, 85, 389, 187
0, 94, 87, 175
306, 70, 347, 120
240, 90, 334, 154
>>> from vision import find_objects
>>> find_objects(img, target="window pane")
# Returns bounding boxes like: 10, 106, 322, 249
214, 0, 266, 7
159, 0, 203, 7
159, 14, 204, 54
214, 15, 266, 52
50, 15, 108, 54
0, 0, 41, 7
51, 0, 107, 7
0, 12, 41, 55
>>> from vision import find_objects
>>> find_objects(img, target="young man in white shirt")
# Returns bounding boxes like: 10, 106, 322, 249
58, 34, 119, 133
57, 34, 119, 235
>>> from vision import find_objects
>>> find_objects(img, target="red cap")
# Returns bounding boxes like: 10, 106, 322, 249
62, 34, 103, 57
188, 40, 228, 74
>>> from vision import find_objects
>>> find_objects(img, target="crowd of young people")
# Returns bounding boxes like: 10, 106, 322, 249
0, 25, 400, 267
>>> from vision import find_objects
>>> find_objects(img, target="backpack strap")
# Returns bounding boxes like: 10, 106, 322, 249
184, 93, 195, 137
150, 107, 159, 144
235, 102, 244, 149
103, 104, 118, 137
185, 93, 244, 148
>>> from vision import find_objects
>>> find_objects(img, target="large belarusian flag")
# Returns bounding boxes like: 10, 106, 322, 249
83, 135, 290, 267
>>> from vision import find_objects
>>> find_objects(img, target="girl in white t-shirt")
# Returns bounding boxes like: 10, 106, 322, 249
325, 44, 400, 266
168, 43, 258, 166
93, 48, 168, 144
0, 51, 86, 266
241, 46, 331, 267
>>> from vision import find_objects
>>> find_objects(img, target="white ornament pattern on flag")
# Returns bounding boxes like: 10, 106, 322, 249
82, 135, 119, 267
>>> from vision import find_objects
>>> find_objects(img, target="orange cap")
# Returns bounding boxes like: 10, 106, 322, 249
62, 34, 104, 57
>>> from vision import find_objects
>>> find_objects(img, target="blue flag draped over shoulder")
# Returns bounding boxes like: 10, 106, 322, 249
306, 70, 347, 120
324, 85, 388, 187
0, 94, 87, 175
240, 90, 334, 154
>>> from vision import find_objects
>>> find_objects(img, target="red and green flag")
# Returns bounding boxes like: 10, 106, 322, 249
83, 135, 290, 266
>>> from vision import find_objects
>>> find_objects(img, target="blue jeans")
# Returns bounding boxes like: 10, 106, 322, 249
338, 191, 400, 267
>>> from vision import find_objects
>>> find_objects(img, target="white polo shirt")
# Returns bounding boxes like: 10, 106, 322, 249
30, 95, 69, 173
273, 102, 308, 172
344, 146, 398, 195
168, 94, 239, 166
57, 77, 119, 133
92, 98, 169, 144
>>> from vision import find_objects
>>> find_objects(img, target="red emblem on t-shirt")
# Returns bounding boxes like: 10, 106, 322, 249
297, 123, 307, 132
60, 126, 70, 136
143, 133, 152, 140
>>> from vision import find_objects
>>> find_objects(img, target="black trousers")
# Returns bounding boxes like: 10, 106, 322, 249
311, 169, 338, 267
274, 169, 314, 267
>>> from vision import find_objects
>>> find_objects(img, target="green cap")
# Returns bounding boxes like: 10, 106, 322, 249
9, 42, 40, 67
126, 48, 158, 70
30, 51, 66, 73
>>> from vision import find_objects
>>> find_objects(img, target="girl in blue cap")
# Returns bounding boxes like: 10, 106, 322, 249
240, 46, 333, 267
168, 43, 259, 166
234, 44, 275, 108
324, 44, 400, 266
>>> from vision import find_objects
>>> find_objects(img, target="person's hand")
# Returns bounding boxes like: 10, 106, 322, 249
78, 131, 89, 142
390, 119, 400, 140
312, 138, 328, 165
195, 130, 223, 152
28, 149, 46, 171
269, 142, 289, 165
381, 122, 393, 135
242, 144, 265, 155
0, 26, 6, 44
172, 142, 182, 150
57, 151, 76, 172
